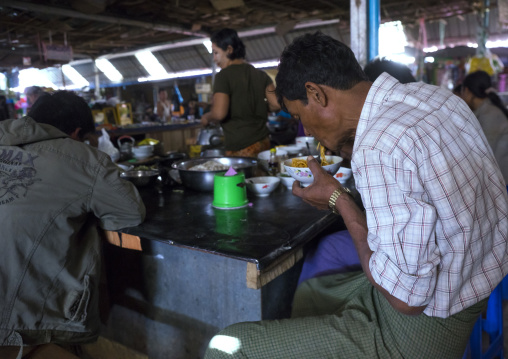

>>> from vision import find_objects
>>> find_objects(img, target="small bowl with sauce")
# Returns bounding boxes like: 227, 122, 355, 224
333, 167, 353, 185
246, 176, 281, 197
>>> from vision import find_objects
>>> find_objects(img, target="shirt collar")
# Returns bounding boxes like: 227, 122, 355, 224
354, 73, 400, 152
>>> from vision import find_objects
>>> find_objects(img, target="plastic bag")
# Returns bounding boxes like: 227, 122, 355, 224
98, 128, 120, 162
466, 52, 504, 76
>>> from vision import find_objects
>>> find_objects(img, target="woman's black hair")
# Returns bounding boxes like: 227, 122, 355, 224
463, 70, 508, 119
275, 31, 368, 111
363, 58, 416, 83
210, 28, 246, 60
453, 84, 463, 95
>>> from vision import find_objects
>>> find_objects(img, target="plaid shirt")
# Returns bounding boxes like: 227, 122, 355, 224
352, 73, 508, 318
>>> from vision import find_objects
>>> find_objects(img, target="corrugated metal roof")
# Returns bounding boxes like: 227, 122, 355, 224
109, 57, 148, 83
156, 46, 211, 72
35, 9, 508, 89
38, 21, 345, 89
421, 7, 508, 47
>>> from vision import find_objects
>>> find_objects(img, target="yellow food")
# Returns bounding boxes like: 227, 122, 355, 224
290, 142, 335, 167
319, 143, 330, 166
291, 158, 308, 167
290, 157, 334, 167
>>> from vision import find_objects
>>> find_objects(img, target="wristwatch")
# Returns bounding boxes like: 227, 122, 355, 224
328, 187, 351, 215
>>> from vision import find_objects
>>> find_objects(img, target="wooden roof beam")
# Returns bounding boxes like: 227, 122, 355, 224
0, 0, 208, 38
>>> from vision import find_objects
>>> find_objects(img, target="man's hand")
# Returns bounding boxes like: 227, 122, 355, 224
292, 155, 344, 211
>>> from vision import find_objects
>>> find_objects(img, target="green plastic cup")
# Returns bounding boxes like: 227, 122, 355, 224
212, 172, 248, 209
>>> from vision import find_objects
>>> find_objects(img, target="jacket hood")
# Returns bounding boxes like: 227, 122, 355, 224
0, 117, 68, 146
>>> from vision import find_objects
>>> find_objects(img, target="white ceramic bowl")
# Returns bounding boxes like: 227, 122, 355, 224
257, 148, 288, 173
246, 176, 281, 197
279, 145, 303, 157
333, 167, 353, 184
283, 155, 342, 187
278, 173, 296, 189
132, 145, 154, 160
295, 136, 320, 155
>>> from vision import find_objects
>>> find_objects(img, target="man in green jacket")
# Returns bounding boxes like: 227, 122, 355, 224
0, 91, 146, 358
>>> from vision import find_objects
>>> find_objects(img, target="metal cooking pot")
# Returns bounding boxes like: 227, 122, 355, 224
172, 157, 257, 192
197, 125, 224, 146
201, 148, 225, 157
120, 169, 159, 187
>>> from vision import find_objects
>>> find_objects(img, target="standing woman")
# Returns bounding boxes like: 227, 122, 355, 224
156, 88, 172, 122
461, 70, 508, 184
201, 28, 280, 157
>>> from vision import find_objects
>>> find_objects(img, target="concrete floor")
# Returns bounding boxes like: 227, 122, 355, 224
79, 337, 147, 359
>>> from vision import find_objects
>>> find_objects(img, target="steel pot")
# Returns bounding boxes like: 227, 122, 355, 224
172, 157, 257, 192
197, 125, 224, 146
120, 169, 159, 187
201, 148, 225, 157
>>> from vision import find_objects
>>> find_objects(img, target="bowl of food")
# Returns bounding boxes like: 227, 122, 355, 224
246, 176, 281, 197
132, 145, 154, 160
283, 155, 342, 187
172, 157, 257, 192
120, 169, 159, 187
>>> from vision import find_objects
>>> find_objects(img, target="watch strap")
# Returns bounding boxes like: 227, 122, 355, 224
328, 187, 351, 214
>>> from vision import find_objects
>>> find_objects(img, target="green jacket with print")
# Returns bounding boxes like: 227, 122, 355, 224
0, 117, 145, 346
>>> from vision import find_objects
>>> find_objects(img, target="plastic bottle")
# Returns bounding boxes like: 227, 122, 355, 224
268, 148, 279, 176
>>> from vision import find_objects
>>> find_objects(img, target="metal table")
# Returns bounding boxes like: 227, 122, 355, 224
102, 182, 353, 359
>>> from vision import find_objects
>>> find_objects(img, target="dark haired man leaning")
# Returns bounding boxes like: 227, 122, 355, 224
0, 91, 145, 357
205, 32, 508, 359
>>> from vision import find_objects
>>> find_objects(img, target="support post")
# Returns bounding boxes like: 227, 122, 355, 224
368, 0, 380, 61
93, 60, 101, 100
350, 0, 368, 67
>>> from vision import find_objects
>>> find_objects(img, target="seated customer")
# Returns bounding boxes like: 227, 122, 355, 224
299, 58, 418, 285
183, 94, 207, 120
459, 70, 508, 184
205, 32, 508, 359
24, 86, 46, 108
0, 91, 145, 357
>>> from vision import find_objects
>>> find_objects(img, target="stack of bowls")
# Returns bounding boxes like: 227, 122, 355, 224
132, 145, 154, 160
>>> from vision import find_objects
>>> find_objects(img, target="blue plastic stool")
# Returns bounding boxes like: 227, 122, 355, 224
463, 277, 506, 359
503, 275, 508, 301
